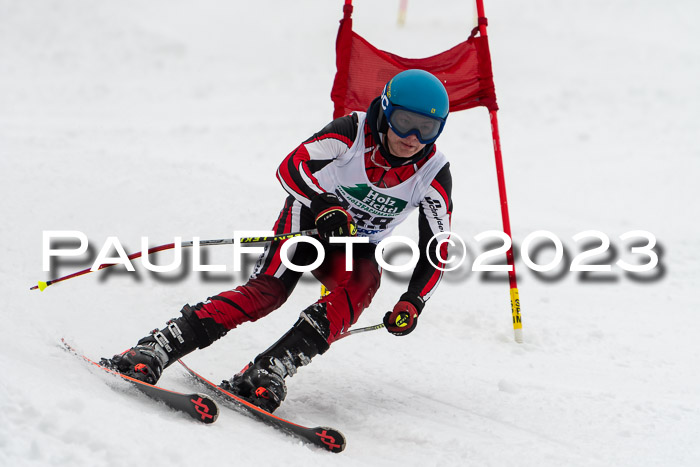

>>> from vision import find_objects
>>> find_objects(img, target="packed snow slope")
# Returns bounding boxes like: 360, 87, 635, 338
1, 1, 699, 466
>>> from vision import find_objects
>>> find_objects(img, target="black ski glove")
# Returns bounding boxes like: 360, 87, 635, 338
383, 294, 424, 336
310, 193, 357, 240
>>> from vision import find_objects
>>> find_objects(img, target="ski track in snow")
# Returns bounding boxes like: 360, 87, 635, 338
2, 1, 699, 466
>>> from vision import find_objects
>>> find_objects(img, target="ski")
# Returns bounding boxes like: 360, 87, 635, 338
178, 359, 346, 453
61, 339, 219, 424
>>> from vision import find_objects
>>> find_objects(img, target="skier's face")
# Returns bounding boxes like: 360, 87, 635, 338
386, 128, 426, 159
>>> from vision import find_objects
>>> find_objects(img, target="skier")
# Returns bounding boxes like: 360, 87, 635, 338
104, 69, 454, 413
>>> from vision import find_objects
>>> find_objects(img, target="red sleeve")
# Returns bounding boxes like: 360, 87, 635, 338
406, 162, 453, 303
276, 114, 358, 206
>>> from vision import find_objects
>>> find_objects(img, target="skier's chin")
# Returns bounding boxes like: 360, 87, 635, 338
402, 143, 421, 156
387, 134, 424, 158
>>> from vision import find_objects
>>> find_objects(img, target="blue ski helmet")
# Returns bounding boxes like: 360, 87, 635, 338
380, 69, 449, 144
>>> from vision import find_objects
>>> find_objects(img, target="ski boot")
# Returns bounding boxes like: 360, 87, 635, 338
222, 303, 331, 413
102, 304, 227, 385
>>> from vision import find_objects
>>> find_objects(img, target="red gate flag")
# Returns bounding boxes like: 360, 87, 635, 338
329, 0, 523, 343
331, 4, 498, 119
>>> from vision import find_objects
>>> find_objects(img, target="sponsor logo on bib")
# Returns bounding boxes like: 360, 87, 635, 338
338, 184, 408, 217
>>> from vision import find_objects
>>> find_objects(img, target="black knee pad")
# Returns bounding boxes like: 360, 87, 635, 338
299, 303, 331, 355
181, 304, 228, 349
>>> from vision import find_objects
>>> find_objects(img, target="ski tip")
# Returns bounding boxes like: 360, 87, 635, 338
59, 338, 77, 354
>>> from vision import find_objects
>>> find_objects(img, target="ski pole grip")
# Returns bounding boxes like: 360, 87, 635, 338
393, 311, 412, 328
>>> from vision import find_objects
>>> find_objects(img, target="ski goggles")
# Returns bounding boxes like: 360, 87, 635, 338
383, 103, 446, 144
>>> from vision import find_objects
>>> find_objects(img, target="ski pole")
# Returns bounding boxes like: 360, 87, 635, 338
200, 229, 319, 247
30, 229, 318, 291
336, 323, 385, 340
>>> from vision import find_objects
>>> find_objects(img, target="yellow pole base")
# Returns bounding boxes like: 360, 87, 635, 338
510, 288, 523, 343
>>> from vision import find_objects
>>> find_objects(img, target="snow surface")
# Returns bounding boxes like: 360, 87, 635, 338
2, 0, 699, 465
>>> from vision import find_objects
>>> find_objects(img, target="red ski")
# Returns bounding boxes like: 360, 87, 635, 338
61, 339, 218, 424
178, 359, 345, 453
